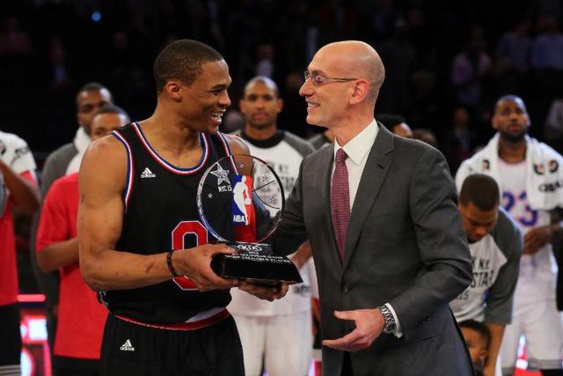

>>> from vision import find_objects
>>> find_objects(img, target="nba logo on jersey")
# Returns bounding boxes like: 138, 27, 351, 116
231, 175, 253, 226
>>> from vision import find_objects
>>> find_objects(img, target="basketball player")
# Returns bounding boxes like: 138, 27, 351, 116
78, 40, 287, 376
456, 95, 563, 376
452, 174, 522, 376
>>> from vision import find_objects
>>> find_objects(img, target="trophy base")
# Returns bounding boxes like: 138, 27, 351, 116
211, 242, 303, 286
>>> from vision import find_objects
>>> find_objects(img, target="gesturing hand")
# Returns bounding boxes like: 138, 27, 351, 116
322, 308, 385, 352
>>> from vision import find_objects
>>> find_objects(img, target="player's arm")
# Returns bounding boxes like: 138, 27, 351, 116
37, 238, 79, 273
79, 137, 237, 292
483, 323, 505, 376
0, 158, 39, 214
290, 240, 312, 269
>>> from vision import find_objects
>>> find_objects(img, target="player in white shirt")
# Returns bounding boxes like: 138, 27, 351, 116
456, 95, 563, 376
229, 76, 317, 376
451, 174, 522, 376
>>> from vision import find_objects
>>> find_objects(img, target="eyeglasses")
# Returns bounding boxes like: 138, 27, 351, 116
303, 71, 357, 87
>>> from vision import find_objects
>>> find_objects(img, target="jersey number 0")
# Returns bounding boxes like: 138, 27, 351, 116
171, 221, 208, 290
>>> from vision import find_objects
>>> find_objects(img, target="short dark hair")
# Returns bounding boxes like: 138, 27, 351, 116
244, 76, 280, 98
153, 39, 224, 94
459, 174, 500, 211
459, 320, 491, 349
76, 82, 113, 103
95, 104, 130, 123
376, 113, 406, 129
494, 94, 527, 114
79, 82, 107, 93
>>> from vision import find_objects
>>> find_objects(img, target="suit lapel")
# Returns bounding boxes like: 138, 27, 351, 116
343, 126, 394, 267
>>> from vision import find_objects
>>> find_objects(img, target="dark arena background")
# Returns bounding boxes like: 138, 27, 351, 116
2, 0, 561, 375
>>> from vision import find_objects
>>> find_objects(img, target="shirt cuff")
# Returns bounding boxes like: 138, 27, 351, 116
385, 303, 403, 338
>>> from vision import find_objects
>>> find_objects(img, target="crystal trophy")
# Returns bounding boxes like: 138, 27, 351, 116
197, 154, 302, 286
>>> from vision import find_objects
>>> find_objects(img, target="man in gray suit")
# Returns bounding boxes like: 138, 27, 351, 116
271, 40, 474, 375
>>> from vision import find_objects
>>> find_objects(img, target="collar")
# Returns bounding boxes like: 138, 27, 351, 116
239, 129, 285, 148
73, 127, 91, 154
334, 119, 379, 165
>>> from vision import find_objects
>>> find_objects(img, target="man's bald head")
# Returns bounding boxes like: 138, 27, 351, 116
315, 41, 385, 102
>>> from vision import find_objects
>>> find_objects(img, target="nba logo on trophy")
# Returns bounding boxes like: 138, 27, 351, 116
231, 175, 254, 225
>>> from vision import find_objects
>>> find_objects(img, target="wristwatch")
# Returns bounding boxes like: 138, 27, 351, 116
378, 305, 396, 334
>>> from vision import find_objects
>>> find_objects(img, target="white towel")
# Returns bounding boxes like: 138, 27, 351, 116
455, 133, 563, 210
66, 127, 91, 174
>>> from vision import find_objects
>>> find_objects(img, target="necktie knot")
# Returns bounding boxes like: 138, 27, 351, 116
336, 149, 348, 164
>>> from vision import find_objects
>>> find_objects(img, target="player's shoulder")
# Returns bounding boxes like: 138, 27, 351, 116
48, 172, 79, 197
491, 206, 523, 257
280, 130, 316, 156
222, 132, 250, 155
43, 142, 76, 166
83, 133, 127, 168
0, 130, 30, 151
54, 172, 80, 188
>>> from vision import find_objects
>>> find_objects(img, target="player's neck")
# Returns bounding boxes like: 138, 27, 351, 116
139, 116, 203, 158
244, 124, 277, 141
498, 139, 526, 163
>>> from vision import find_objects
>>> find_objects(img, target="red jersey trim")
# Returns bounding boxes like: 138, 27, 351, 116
131, 122, 210, 175
114, 308, 230, 331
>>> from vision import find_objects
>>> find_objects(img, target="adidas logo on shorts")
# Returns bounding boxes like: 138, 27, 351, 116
140, 167, 156, 178
119, 339, 135, 351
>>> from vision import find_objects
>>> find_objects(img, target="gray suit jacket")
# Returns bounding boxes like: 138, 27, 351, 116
273, 126, 474, 375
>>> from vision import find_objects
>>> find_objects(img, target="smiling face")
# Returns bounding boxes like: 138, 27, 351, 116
299, 46, 360, 128
179, 60, 232, 134
299, 41, 384, 131
239, 80, 282, 131
492, 97, 530, 143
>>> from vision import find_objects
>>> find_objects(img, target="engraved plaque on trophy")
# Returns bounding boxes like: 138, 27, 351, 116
197, 154, 302, 286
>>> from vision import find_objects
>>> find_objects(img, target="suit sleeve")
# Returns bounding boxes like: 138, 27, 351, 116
271, 162, 309, 255
485, 207, 522, 324
390, 147, 473, 334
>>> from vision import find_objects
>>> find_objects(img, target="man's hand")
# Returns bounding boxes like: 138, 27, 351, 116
322, 308, 384, 352
238, 281, 289, 301
482, 363, 495, 376
174, 244, 238, 291
523, 225, 553, 254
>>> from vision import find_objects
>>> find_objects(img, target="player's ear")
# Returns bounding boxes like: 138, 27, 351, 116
165, 80, 183, 102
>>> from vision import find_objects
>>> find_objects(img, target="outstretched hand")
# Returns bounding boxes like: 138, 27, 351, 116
174, 244, 238, 291
322, 308, 385, 352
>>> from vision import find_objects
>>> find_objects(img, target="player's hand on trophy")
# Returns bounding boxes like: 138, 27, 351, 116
174, 244, 239, 291
238, 281, 289, 302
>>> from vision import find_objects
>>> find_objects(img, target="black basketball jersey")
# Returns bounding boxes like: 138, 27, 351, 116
101, 122, 233, 324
